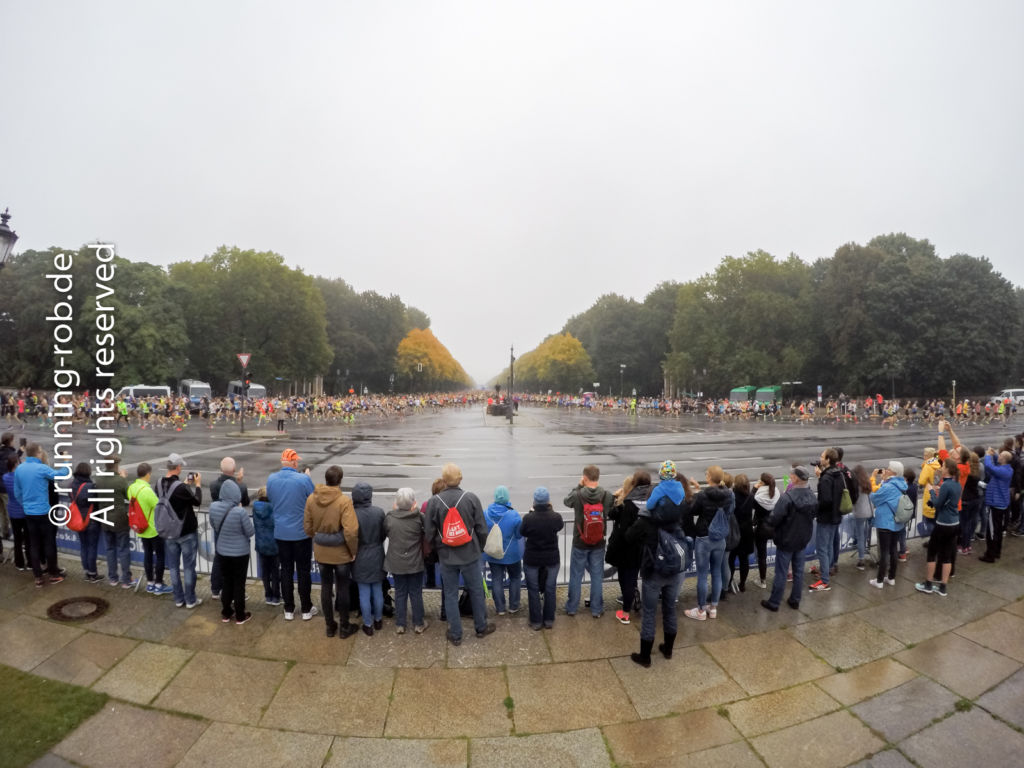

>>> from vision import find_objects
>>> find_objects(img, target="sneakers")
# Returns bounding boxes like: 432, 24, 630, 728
108, 579, 120, 587
396, 625, 406, 635
707, 606, 718, 619
221, 614, 232, 623
373, 619, 383, 631
185, 598, 203, 609
121, 579, 138, 589
302, 606, 319, 621
49, 574, 65, 584
85, 573, 103, 584
211, 591, 221, 599
729, 580, 739, 594
808, 580, 831, 592
616, 610, 631, 625
362, 624, 374, 636
236, 612, 252, 625
507, 606, 521, 615
856, 560, 866, 571
145, 582, 156, 594
153, 583, 174, 595
339, 623, 359, 639
915, 581, 934, 594
884, 577, 896, 586
868, 578, 884, 589
760, 599, 778, 612
898, 553, 908, 562
684, 607, 707, 621
413, 621, 428, 634
446, 631, 462, 646
753, 577, 767, 589
35, 577, 45, 588
935, 583, 948, 596
475, 623, 497, 638
265, 597, 282, 606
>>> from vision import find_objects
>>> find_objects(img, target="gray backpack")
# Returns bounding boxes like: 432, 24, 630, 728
154, 479, 185, 539
893, 493, 915, 525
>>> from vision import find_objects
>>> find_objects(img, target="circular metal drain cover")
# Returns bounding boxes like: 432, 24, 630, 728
47, 596, 110, 623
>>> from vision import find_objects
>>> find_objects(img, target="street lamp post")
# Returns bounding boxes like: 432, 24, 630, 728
0, 208, 19, 271
619, 363, 626, 399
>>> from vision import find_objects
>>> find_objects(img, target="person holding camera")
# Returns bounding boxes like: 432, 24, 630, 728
869, 462, 907, 588
810, 449, 844, 592
159, 453, 203, 608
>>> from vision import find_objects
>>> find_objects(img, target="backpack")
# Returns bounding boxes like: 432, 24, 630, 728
577, 497, 605, 546
483, 523, 506, 559
154, 479, 185, 539
708, 506, 730, 542
127, 485, 150, 534
66, 482, 92, 532
438, 492, 472, 547
893, 493, 915, 525
651, 526, 687, 576
724, 507, 741, 550
839, 487, 854, 515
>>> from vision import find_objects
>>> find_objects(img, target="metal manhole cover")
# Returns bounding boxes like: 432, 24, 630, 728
47, 596, 110, 622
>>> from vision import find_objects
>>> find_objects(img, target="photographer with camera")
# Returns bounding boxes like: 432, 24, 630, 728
159, 453, 203, 608
810, 449, 844, 592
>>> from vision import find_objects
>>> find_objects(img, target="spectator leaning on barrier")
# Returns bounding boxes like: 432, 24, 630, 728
129, 462, 173, 595
3, 455, 30, 571
520, 487, 564, 630
869, 461, 907, 589
384, 487, 427, 635
563, 464, 614, 618
266, 448, 317, 621
159, 453, 203, 608
13, 442, 64, 586
252, 487, 281, 606
810, 448, 844, 592
760, 466, 817, 612
979, 448, 1014, 563
208, 456, 250, 600
209, 479, 254, 624
481, 485, 524, 616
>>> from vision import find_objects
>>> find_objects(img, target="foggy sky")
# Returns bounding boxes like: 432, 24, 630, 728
3, 1, 1022, 384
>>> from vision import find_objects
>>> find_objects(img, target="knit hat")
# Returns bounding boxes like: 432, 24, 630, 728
533, 487, 550, 505
659, 460, 677, 480
494, 485, 511, 506
888, 460, 904, 476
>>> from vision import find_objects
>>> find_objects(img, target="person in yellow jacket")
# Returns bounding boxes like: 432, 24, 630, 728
128, 462, 174, 595
918, 448, 942, 521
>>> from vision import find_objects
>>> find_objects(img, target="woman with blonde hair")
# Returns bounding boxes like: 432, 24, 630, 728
684, 465, 732, 620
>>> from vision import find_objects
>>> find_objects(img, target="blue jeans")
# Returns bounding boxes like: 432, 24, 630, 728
565, 546, 604, 616
815, 522, 837, 584
852, 517, 872, 561
103, 529, 132, 584
694, 536, 726, 609
487, 561, 522, 613
640, 572, 682, 641
357, 581, 383, 626
165, 532, 199, 605
768, 547, 807, 609
392, 572, 425, 628
440, 559, 488, 641
525, 563, 558, 627
77, 519, 101, 575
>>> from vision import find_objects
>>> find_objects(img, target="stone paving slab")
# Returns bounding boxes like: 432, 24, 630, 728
814, 658, 919, 706
446, 618, 551, 668
508, 659, 637, 733
345, 623, 446, 668
833, 568, 919, 603
609, 644, 745, 719
602, 707, 740, 766
855, 595, 961, 645
544, 613, 638, 662
122, 597, 193, 643
153, 650, 288, 724
724, 682, 840, 738
703, 629, 832, 696
32, 631, 137, 686
177, 722, 332, 768
326, 737, 467, 768
91, 640, 193, 704
851, 676, 959, 742
792, 581, 874, 620
975, 667, 1024, 729
953, 609, 1024, 662
260, 663, 394, 736
163, 610, 269, 655
848, 749, 915, 768
470, 728, 611, 768
683, 740, 769, 768
712, 596, 810, 634
53, 701, 208, 768
385, 667, 510, 738
248, 616, 353, 665
790, 613, 905, 670
27, 754, 78, 768
750, 709, 886, 768
894, 631, 1020, 699
669, 608, 741, 647
960, 564, 1024, 601
1002, 597, 1024, 618
926, 580, 1007, 624
899, 708, 1024, 767
0, 613, 83, 671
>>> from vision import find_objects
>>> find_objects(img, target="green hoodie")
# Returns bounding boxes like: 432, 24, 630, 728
563, 484, 613, 550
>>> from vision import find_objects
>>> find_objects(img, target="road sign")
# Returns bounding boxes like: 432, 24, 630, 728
237, 353, 251, 368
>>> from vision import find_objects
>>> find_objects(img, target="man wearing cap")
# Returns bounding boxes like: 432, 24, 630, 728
761, 466, 817, 611
563, 464, 614, 618
869, 462, 909, 588
267, 448, 317, 620
159, 453, 203, 608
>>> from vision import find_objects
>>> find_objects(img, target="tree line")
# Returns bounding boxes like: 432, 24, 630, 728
0, 245, 472, 394
498, 234, 1024, 399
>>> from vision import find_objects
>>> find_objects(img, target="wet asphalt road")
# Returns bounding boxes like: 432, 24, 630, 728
18, 407, 1018, 511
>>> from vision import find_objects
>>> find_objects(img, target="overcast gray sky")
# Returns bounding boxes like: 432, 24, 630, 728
4, 1, 1022, 384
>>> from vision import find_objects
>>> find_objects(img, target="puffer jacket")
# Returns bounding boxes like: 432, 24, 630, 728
208, 480, 254, 557
252, 500, 277, 556
351, 483, 386, 583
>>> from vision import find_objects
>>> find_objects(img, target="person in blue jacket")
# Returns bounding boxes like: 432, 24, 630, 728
252, 487, 281, 605
266, 448, 316, 621
868, 461, 908, 589
482, 486, 524, 615
12, 443, 64, 586
979, 449, 1014, 563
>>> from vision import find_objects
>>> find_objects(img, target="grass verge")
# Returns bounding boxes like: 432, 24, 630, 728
0, 663, 108, 768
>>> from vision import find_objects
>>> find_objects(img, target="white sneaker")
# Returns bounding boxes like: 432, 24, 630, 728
884, 577, 896, 586
284, 611, 295, 621
868, 578, 884, 589
185, 598, 203, 608
302, 606, 319, 621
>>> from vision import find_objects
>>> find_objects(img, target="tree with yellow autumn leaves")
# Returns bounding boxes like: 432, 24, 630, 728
396, 328, 474, 391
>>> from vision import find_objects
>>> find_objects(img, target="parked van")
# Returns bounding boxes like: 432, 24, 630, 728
227, 380, 267, 399
995, 388, 1024, 406
115, 385, 172, 400
755, 385, 783, 403
178, 380, 212, 412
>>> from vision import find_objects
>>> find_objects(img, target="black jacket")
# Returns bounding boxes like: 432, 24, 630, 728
520, 504, 565, 567
686, 485, 733, 538
157, 475, 202, 536
625, 509, 686, 579
210, 473, 250, 507
605, 483, 651, 569
816, 466, 845, 525
768, 485, 817, 552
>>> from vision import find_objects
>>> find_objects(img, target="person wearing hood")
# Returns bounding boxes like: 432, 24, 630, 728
482, 486, 524, 616
751, 473, 780, 589
519, 487, 565, 630
253, 487, 282, 607
208, 478, 255, 624
563, 464, 615, 618
70, 462, 102, 584
761, 466, 818, 612
384, 487, 427, 634
606, 469, 653, 625
351, 482, 387, 636
869, 461, 909, 590
303, 465, 359, 638
684, 465, 733, 621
